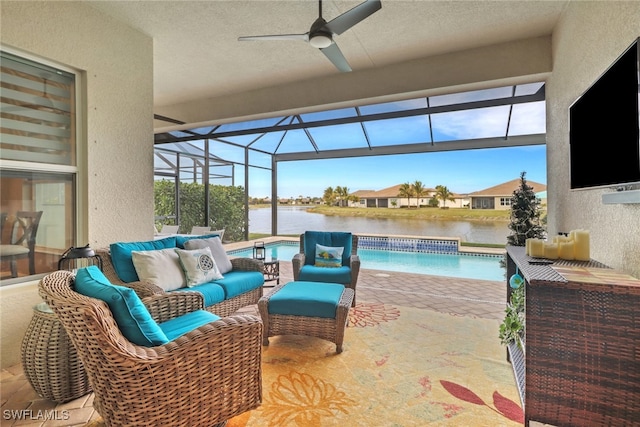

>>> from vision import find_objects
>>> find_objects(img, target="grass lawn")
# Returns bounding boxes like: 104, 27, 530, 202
306, 205, 511, 221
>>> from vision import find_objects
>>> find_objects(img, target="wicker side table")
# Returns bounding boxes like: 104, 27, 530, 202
21, 303, 92, 403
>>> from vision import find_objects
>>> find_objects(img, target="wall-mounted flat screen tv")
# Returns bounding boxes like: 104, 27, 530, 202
569, 38, 640, 190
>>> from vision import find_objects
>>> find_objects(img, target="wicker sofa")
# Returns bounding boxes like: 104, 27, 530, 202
39, 269, 262, 427
96, 235, 264, 317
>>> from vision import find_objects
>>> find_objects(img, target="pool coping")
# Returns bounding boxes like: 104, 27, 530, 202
224, 234, 506, 257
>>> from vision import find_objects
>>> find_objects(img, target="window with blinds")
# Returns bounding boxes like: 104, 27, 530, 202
1, 51, 78, 284
1, 52, 75, 166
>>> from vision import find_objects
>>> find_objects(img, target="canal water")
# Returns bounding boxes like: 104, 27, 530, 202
249, 206, 510, 245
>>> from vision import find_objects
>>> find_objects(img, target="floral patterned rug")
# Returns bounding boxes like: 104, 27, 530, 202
228, 303, 523, 427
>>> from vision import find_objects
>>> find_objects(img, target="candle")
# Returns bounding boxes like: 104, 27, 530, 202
553, 235, 569, 244
525, 238, 533, 255
544, 242, 559, 259
573, 229, 590, 261
529, 239, 545, 258
558, 241, 575, 260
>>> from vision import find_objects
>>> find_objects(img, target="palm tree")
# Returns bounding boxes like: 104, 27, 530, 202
335, 186, 355, 207
435, 185, 455, 209
412, 180, 428, 208
398, 182, 415, 208
323, 186, 336, 206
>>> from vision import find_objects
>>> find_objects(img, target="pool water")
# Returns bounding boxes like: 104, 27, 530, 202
228, 242, 505, 282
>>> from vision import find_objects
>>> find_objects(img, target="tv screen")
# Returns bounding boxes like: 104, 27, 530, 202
569, 38, 640, 190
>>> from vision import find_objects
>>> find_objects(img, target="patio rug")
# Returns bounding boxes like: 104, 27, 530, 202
86, 303, 523, 426
230, 302, 522, 426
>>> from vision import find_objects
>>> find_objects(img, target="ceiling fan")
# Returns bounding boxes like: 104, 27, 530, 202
238, 0, 382, 72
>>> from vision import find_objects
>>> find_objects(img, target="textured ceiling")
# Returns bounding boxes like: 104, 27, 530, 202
87, 0, 567, 108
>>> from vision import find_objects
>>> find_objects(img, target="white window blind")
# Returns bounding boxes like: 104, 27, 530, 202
1, 52, 75, 165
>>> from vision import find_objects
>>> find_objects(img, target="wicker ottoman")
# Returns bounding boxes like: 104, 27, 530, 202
258, 281, 354, 354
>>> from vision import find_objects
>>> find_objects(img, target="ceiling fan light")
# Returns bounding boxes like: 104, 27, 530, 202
309, 34, 332, 49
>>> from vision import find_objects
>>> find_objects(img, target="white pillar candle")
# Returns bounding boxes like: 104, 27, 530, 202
544, 242, 559, 259
573, 229, 590, 261
529, 239, 546, 258
558, 241, 575, 260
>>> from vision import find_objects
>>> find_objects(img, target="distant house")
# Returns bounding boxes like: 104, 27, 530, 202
468, 179, 546, 210
350, 184, 468, 208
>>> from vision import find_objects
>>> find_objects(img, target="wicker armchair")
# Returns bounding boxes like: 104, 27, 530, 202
39, 270, 262, 427
292, 231, 360, 306
96, 247, 264, 317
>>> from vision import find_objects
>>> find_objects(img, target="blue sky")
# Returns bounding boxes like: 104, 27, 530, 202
166, 83, 547, 198
241, 85, 547, 198
249, 144, 546, 198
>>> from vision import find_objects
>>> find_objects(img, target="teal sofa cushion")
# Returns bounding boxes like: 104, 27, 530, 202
159, 310, 220, 341
268, 281, 344, 318
303, 231, 352, 266
175, 233, 222, 249
110, 237, 177, 283
299, 265, 352, 284
214, 271, 264, 299
172, 282, 226, 307
74, 266, 169, 347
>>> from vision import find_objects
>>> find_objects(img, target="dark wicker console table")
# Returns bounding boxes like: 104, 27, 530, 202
506, 246, 640, 426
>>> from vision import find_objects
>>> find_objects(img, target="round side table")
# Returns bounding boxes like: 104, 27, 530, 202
21, 302, 92, 403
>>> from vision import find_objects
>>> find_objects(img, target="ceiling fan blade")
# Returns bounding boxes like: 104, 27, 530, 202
324, 0, 381, 35
320, 43, 352, 72
238, 34, 308, 42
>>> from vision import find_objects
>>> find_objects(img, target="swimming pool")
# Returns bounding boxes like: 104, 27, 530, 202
228, 240, 505, 282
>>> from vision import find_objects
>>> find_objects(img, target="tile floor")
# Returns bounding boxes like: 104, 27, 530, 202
1, 260, 510, 427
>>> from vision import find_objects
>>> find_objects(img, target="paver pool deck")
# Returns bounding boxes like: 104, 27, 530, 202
1, 243, 508, 426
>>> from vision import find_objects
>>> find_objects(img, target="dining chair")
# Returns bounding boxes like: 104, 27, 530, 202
0, 211, 43, 277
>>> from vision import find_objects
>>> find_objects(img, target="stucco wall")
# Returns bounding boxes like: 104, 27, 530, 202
0, 1, 153, 368
546, 2, 640, 277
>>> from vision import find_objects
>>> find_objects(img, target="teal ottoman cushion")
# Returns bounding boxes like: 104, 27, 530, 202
74, 266, 169, 347
160, 310, 220, 341
214, 271, 264, 299
268, 281, 344, 318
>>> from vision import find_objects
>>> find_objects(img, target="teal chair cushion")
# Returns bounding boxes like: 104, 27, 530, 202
171, 283, 226, 307
74, 266, 169, 347
160, 310, 220, 341
303, 231, 352, 266
110, 237, 177, 282
213, 271, 264, 299
298, 265, 352, 284
268, 281, 344, 318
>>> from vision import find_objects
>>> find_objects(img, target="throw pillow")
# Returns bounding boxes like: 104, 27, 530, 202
176, 247, 223, 287
315, 244, 344, 268
110, 236, 177, 283
131, 248, 186, 291
74, 266, 169, 347
184, 236, 233, 274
